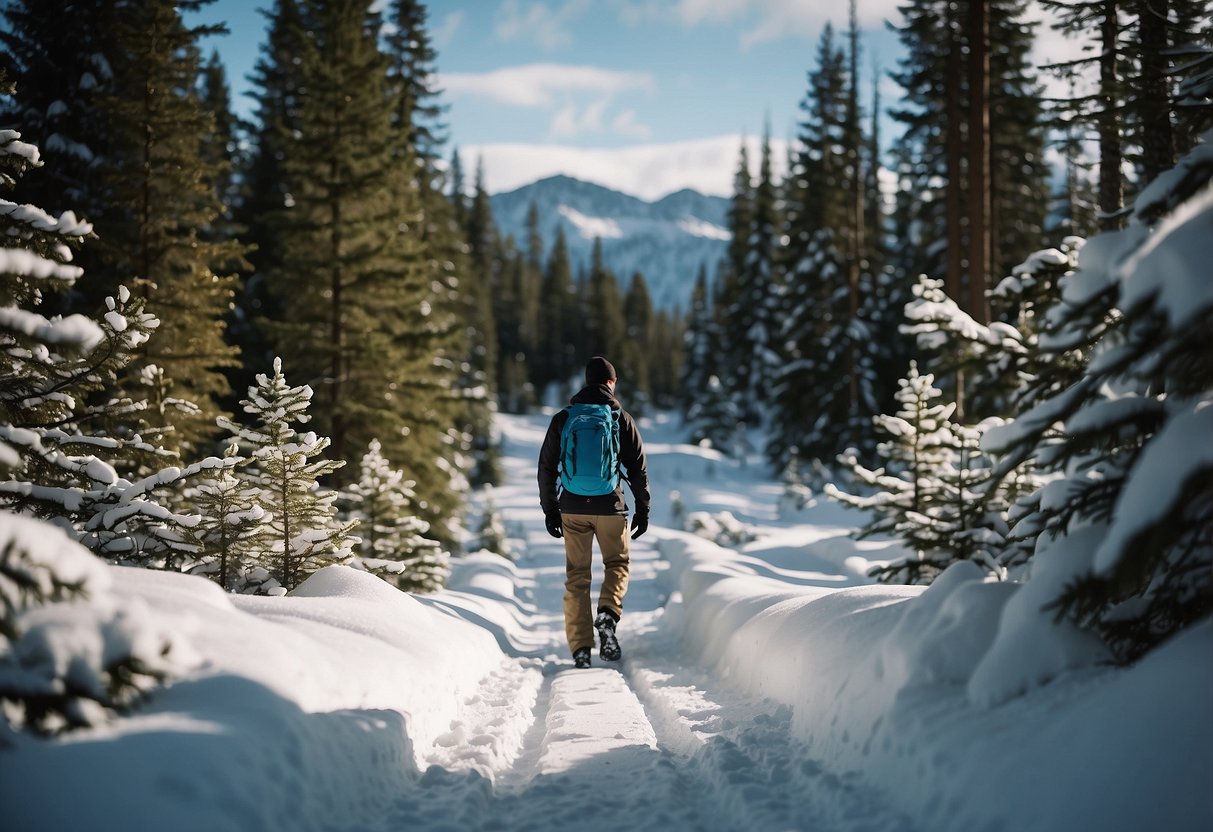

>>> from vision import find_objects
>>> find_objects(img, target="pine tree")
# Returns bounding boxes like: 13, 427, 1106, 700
87, 0, 246, 456
583, 238, 626, 361
724, 130, 781, 424
346, 439, 448, 592
185, 445, 267, 591
0, 0, 111, 220
220, 358, 355, 592
891, 0, 1050, 327
770, 23, 871, 467
0, 116, 236, 567
826, 363, 964, 583
537, 226, 578, 398
680, 264, 719, 423
474, 494, 512, 560
382, 0, 482, 520
621, 271, 655, 410
982, 133, 1213, 660
1, 513, 177, 735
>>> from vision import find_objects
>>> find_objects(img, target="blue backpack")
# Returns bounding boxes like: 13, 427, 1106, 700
559, 403, 622, 496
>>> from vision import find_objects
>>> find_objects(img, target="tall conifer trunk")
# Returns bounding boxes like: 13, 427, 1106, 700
846, 0, 865, 425
1099, 1, 1125, 231
1137, 0, 1174, 184
966, 0, 991, 325
944, 11, 964, 310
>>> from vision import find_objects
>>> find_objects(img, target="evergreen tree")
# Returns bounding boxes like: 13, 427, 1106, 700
536, 226, 578, 398
770, 23, 879, 467
621, 271, 655, 410
649, 307, 685, 410
826, 363, 1001, 583
0, 122, 202, 560
983, 134, 1213, 660
0, 0, 110, 222
1, 513, 177, 736
891, 0, 1050, 328
724, 130, 781, 424
583, 238, 626, 361
346, 439, 448, 592
220, 358, 355, 592
383, 0, 483, 510
680, 263, 719, 425
186, 445, 267, 591
474, 494, 512, 560
463, 158, 499, 398
252, 0, 459, 552
92, 1, 247, 456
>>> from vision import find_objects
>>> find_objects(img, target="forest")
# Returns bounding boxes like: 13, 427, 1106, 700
0, 0, 1210, 738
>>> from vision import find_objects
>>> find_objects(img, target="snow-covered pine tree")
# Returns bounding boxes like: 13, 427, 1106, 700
0, 119, 210, 563
679, 264, 717, 421
474, 493, 512, 560
902, 273, 1027, 420
0, 512, 179, 736
982, 130, 1213, 660
777, 454, 813, 517
733, 128, 782, 423
826, 363, 957, 583
346, 439, 448, 592
770, 22, 879, 467
220, 358, 356, 593
185, 445, 267, 591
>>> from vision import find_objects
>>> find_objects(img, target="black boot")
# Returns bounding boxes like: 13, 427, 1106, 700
594, 611, 621, 661
573, 647, 592, 668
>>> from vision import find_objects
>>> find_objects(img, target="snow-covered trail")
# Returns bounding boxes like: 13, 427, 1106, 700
375, 412, 913, 831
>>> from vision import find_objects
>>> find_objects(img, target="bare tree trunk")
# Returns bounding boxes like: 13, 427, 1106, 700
967, 0, 992, 326
1099, 1, 1125, 231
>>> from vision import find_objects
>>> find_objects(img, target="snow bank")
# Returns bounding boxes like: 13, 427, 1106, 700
0, 562, 508, 832
659, 533, 1213, 832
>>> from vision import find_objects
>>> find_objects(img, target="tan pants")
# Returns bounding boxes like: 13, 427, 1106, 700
562, 513, 630, 652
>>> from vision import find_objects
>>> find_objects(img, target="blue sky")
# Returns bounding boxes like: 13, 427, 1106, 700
191, 1, 1073, 199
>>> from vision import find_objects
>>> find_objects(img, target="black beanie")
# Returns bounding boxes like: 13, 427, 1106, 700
585, 356, 617, 385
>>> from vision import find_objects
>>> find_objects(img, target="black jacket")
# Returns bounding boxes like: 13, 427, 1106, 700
537, 384, 650, 517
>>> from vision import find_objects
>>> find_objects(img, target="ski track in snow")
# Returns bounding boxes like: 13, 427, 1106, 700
366, 414, 915, 832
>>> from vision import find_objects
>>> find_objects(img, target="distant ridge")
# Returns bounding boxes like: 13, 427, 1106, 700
490, 175, 730, 312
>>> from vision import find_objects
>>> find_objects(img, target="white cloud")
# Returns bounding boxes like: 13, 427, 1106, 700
441, 64, 653, 108
611, 110, 652, 140
669, 0, 905, 49
431, 11, 464, 50
442, 64, 655, 140
495, 0, 592, 51
461, 134, 790, 200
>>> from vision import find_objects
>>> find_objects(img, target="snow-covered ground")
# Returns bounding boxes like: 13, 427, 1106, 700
2, 411, 1210, 831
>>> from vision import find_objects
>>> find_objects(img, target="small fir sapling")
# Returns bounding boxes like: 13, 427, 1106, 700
185, 444, 267, 591
474, 493, 512, 559
345, 438, 450, 589
218, 358, 356, 593
827, 363, 966, 583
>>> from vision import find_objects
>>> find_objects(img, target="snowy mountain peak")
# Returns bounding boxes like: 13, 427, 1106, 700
492, 176, 729, 310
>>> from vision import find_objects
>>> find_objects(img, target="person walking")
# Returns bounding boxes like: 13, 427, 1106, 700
538, 356, 650, 668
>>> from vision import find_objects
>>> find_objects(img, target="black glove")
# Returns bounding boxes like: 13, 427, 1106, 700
630, 512, 648, 540
545, 511, 563, 539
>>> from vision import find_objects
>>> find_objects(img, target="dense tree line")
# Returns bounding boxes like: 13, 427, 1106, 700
0, 0, 500, 585
677, 0, 1211, 663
